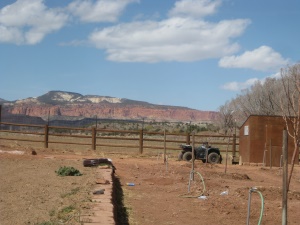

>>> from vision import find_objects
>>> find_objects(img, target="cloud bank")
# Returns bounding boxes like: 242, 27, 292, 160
67, 0, 139, 23
89, 17, 250, 62
88, 0, 250, 62
219, 45, 289, 72
221, 78, 259, 91
168, 0, 222, 18
0, 0, 250, 62
0, 0, 290, 72
222, 72, 282, 91
0, 0, 137, 44
0, 0, 68, 45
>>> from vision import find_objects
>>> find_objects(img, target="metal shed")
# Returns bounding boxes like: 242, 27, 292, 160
239, 115, 298, 167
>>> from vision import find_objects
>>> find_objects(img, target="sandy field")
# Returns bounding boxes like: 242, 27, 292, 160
0, 144, 300, 225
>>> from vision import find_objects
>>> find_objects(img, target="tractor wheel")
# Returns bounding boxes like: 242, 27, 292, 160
182, 152, 193, 161
178, 152, 183, 161
207, 152, 220, 164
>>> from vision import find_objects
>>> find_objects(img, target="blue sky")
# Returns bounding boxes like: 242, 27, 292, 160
0, 0, 299, 111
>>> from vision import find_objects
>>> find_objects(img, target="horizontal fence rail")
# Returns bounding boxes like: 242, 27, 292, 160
0, 121, 239, 157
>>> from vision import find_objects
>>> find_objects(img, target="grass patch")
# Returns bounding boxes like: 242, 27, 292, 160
49, 209, 55, 217
57, 205, 79, 223
60, 205, 75, 214
61, 187, 80, 198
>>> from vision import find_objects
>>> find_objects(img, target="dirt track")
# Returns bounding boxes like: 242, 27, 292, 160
1, 145, 300, 225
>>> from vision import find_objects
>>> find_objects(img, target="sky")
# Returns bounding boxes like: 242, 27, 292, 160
0, 0, 299, 111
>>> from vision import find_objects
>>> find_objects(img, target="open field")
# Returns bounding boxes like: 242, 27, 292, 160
0, 141, 300, 225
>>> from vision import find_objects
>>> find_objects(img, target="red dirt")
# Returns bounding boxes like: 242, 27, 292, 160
1, 145, 300, 225
114, 157, 300, 225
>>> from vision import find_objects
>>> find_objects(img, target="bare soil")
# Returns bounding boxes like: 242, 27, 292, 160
1, 145, 300, 225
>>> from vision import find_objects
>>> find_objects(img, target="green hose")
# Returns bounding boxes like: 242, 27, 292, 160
256, 190, 264, 225
195, 171, 206, 194
247, 188, 264, 225
179, 170, 206, 198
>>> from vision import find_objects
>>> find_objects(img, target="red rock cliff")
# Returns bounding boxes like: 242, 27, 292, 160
7, 103, 218, 122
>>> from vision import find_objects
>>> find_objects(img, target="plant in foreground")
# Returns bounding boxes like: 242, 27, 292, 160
55, 166, 82, 176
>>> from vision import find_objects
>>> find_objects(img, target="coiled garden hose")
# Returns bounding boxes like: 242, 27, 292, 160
246, 187, 264, 225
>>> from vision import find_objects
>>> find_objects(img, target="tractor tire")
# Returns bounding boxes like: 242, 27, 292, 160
207, 152, 220, 164
178, 152, 183, 161
182, 152, 193, 161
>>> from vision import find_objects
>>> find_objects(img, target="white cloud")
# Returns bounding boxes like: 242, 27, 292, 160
0, 25, 23, 44
68, 0, 139, 23
0, 0, 252, 63
222, 72, 281, 91
89, 17, 250, 62
218, 46, 289, 72
221, 78, 259, 91
0, 0, 68, 45
169, 0, 222, 18
269, 72, 281, 79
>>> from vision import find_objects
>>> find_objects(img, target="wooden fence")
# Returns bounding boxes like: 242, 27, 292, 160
0, 121, 239, 157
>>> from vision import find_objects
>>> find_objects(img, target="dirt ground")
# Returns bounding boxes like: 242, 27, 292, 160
1, 144, 300, 225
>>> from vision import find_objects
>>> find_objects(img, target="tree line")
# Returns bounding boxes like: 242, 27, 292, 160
217, 62, 300, 190
218, 63, 300, 131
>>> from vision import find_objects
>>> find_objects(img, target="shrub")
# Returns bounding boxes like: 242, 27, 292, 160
55, 166, 82, 176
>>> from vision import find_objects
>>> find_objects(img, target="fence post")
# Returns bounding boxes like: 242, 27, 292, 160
191, 132, 195, 180
186, 132, 190, 145
44, 125, 49, 148
92, 127, 96, 150
270, 139, 272, 169
164, 128, 167, 163
282, 129, 288, 225
0, 105, 2, 130
232, 133, 236, 158
139, 130, 143, 154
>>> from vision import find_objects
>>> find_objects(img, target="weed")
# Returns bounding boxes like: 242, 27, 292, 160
61, 187, 80, 198
49, 209, 55, 217
55, 166, 82, 176
60, 205, 75, 214
57, 205, 77, 222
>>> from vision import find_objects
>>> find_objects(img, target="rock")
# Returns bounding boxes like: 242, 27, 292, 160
93, 189, 105, 195
95, 178, 110, 184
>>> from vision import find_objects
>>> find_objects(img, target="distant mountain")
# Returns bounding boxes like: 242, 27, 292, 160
1, 91, 218, 122
0, 98, 8, 104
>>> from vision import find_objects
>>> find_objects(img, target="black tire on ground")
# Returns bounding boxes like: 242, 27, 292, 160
207, 152, 220, 164
83, 159, 99, 167
83, 158, 112, 167
201, 159, 206, 163
178, 152, 183, 161
182, 152, 193, 161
